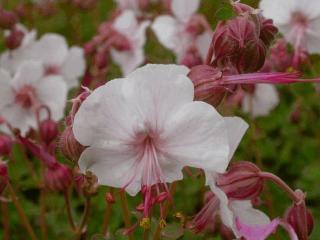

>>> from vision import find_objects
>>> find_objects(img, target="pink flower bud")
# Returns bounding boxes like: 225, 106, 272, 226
260, 18, 278, 47
285, 191, 314, 240
0, 135, 13, 156
5, 27, 24, 50
0, 160, 8, 195
39, 119, 59, 145
59, 126, 85, 163
180, 47, 203, 68
188, 65, 227, 106
0, 9, 18, 29
216, 161, 264, 200
44, 162, 73, 192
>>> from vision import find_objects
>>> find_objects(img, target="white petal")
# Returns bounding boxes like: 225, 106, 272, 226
196, 31, 212, 61
111, 48, 144, 76
30, 33, 68, 66
79, 146, 141, 196
36, 75, 67, 121
224, 117, 248, 160
124, 64, 193, 128
259, 0, 295, 25
132, 20, 150, 47
152, 15, 180, 50
0, 69, 14, 109
162, 101, 229, 172
230, 200, 270, 226
12, 61, 44, 90
73, 78, 137, 147
242, 84, 279, 117
113, 10, 138, 37
61, 47, 86, 88
172, 0, 200, 23
295, 0, 320, 19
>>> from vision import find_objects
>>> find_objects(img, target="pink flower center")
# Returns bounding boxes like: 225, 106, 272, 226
45, 65, 61, 75
15, 85, 38, 109
291, 12, 309, 28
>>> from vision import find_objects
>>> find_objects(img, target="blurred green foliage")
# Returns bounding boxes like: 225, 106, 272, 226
1, 0, 320, 239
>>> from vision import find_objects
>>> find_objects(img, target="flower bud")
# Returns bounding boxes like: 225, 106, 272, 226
75, 171, 98, 196
216, 161, 264, 200
285, 191, 314, 240
260, 18, 278, 47
39, 119, 59, 145
5, 27, 24, 50
44, 162, 73, 192
0, 160, 8, 195
188, 65, 227, 106
180, 47, 203, 68
72, 0, 97, 10
59, 126, 85, 162
0, 135, 13, 156
0, 9, 18, 29
105, 192, 115, 204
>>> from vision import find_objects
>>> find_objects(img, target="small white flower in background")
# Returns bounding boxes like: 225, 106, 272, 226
73, 64, 247, 197
0, 29, 86, 89
110, 10, 150, 76
27, 34, 86, 89
242, 84, 279, 118
152, 0, 212, 64
259, 0, 320, 55
0, 61, 67, 136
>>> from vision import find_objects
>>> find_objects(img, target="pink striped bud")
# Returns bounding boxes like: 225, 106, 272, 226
0, 9, 18, 29
39, 119, 59, 145
105, 192, 115, 204
285, 190, 314, 240
5, 27, 24, 50
44, 162, 73, 192
216, 161, 264, 200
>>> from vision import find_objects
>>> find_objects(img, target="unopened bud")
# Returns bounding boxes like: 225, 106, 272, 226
76, 171, 99, 196
72, 0, 97, 10
39, 119, 59, 145
188, 65, 227, 106
0, 135, 13, 156
44, 162, 73, 192
0, 9, 18, 29
59, 126, 85, 162
260, 18, 278, 47
180, 47, 203, 68
0, 160, 8, 195
5, 28, 24, 50
285, 191, 314, 240
216, 161, 264, 200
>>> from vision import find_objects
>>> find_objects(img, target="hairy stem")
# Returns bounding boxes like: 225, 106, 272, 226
119, 191, 134, 240
64, 190, 76, 231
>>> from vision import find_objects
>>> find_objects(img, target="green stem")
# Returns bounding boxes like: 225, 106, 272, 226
119, 191, 134, 240
7, 183, 38, 240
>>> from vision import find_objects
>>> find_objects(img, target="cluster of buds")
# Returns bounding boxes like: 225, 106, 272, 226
208, 2, 278, 74
59, 89, 89, 162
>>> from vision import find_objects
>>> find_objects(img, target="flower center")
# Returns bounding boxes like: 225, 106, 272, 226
15, 85, 38, 109
291, 12, 309, 28
45, 65, 61, 75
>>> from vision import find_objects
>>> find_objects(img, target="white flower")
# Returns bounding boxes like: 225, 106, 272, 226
1, 31, 85, 89
0, 61, 67, 136
28, 33, 86, 89
242, 84, 279, 117
259, 0, 320, 54
152, 0, 211, 62
110, 10, 150, 76
73, 64, 247, 196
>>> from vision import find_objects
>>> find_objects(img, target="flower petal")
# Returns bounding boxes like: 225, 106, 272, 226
224, 117, 248, 160
12, 61, 44, 90
242, 84, 279, 117
61, 47, 86, 88
0, 69, 14, 109
30, 33, 68, 66
162, 101, 229, 172
259, 0, 295, 25
36, 75, 67, 121
172, 0, 200, 23
113, 10, 138, 37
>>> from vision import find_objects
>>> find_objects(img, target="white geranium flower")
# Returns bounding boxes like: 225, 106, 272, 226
73, 64, 248, 201
28, 34, 86, 89
0, 61, 67, 136
242, 84, 279, 117
152, 0, 211, 62
110, 10, 150, 76
260, 0, 320, 54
